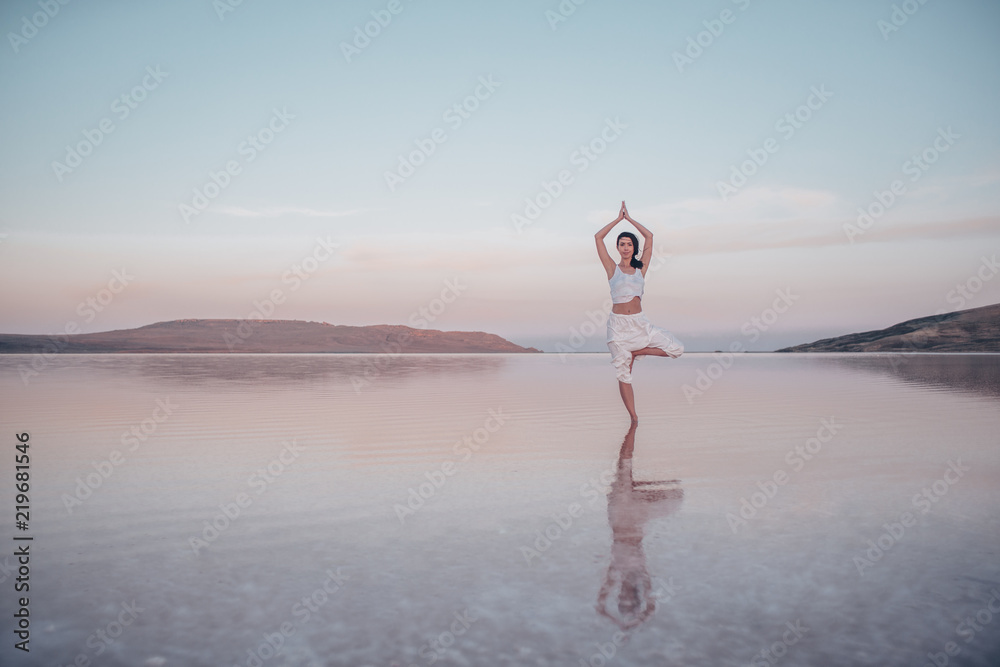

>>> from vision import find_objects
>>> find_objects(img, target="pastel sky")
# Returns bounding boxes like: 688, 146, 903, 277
1, 0, 998, 351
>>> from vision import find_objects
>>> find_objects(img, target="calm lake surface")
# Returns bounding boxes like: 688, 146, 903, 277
1, 353, 999, 667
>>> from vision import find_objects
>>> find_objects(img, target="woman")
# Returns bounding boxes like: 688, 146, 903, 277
595, 201, 684, 423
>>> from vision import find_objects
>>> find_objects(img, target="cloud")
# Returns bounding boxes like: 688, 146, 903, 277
215, 206, 366, 218
332, 211, 1000, 274
587, 186, 843, 226
569, 186, 1000, 256
335, 230, 568, 272
846, 216, 1000, 244
664, 215, 1000, 255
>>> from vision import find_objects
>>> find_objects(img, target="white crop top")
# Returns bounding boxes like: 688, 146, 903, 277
609, 265, 644, 304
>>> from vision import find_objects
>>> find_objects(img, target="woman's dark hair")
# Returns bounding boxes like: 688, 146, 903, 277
616, 232, 643, 269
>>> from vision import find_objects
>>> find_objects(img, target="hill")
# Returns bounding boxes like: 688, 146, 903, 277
777, 302, 1000, 352
0, 319, 542, 354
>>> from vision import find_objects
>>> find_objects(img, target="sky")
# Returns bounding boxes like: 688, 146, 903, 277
0, 0, 998, 352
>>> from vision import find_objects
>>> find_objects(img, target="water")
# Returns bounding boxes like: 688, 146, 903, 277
1, 353, 998, 667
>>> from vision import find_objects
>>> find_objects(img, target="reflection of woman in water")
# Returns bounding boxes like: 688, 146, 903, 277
596, 422, 683, 631
595, 201, 684, 423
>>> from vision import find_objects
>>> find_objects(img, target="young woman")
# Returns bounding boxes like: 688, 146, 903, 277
595, 201, 684, 423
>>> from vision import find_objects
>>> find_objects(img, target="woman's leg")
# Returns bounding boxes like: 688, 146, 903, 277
618, 380, 638, 424
635, 319, 684, 362
631, 347, 670, 363
608, 335, 640, 423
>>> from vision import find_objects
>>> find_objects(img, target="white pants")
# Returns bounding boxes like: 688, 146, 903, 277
606, 312, 684, 384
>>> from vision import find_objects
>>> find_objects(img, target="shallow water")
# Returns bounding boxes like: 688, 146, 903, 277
1, 352, 998, 667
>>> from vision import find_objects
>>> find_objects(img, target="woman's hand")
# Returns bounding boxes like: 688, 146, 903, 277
615, 200, 628, 223
621, 201, 635, 223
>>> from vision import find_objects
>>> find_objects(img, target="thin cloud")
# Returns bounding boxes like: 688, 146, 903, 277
573, 184, 999, 255
966, 168, 1000, 188
664, 215, 1000, 255
588, 186, 843, 225
216, 206, 366, 218
849, 216, 1000, 245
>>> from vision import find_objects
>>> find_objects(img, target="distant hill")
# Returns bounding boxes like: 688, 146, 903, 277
778, 303, 1000, 352
0, 319, 542, 354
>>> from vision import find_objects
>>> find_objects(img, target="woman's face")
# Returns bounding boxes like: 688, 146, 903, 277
617, 237, 634, 259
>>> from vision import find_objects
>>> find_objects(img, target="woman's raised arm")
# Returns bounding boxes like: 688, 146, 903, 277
595, 201, 627, 277
623, 205, 653, 242
622, 205, 655, 273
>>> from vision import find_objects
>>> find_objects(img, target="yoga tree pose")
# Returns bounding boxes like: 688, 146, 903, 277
595, 201, 684, 423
